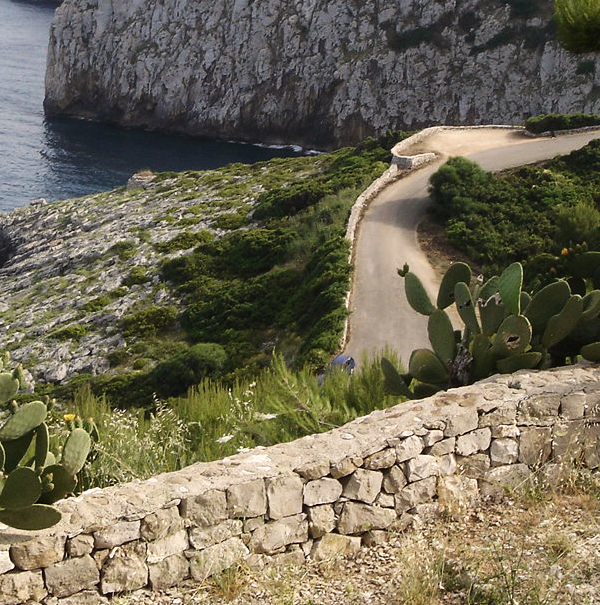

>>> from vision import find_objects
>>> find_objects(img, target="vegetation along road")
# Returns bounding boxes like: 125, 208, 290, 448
344, 127, 600, 368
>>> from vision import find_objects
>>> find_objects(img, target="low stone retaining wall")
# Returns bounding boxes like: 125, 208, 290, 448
1, 364, 599, 603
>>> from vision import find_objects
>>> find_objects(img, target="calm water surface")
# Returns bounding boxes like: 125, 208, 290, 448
0, 0, 301, 212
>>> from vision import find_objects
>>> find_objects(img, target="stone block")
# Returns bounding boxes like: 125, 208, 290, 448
403, 455, 439, 482
330, 456, 362, 478
271, 549, 306, 568
553, 421, 587, 463
227, 480, 267, 518
0, 550, 14, 574
248, 513, 308, 555
382, 465, 407, 493
560, 392, 586, 419
342, 468, 383, 504
303, 478, 343, 506
310, 533, 361, 562
56, 590, 109, 604
394, 435, 423, 463
395, 476, 437, 514
180, 489, 228, 527
437, 475, 479, 516
490, 438, 519, 466
307, 505, 336, 539
243, 517, 264, 533
364, 447, 396, 470
491, 424, 519, 439
362, 530, 389, 547
455, 453, 490, 479
426, 437, 455, 456
295, 460, 330, 480
518, 393, 561, 423
44, 554, 99, 597
437, 453, 457, 476
422, 429, 444, 447
189, 519, 244, 550
140, 506, 184, 541
188, 537, 249, 582
337, 502, 397, 535
267, 474, 304, 520
148, 553, 189, 591
479, 464, 533, 501
0, 570, 46, 605
455, 428, 491, 456
444, 408, 478, 437
519, 426, 552, 466
67, 534, 94, 557
375, 492, 395, 508
10, 535, 66, 570
100, 541, 148, 594
146, 529, 188, 564
94, 520, 141, 549
478, 401, 517, 427
583, 423, 600, 469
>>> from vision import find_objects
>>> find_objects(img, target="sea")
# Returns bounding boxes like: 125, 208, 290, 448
0, 0, 303, 212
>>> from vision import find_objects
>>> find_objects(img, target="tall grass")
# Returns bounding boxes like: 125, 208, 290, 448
73, 352, 405, 488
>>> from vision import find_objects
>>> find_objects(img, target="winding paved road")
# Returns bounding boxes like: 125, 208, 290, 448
344, 128, 600, 368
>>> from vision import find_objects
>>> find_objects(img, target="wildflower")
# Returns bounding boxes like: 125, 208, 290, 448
561, 247, 570, 256
256, 413, 277, 420
216, 434, 234, 444
63, 413, 76, 422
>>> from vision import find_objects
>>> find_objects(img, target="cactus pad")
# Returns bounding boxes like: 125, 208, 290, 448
408, 349, 449, 385
381, 358, 413, 398
496, 351, 543, 373
428, 309, 456, 364
61, 428, 92, 476
524, 280, 571, 334
497, 262, 523, 316
0, 504, 61, 531
581, 341, 600, 362
436, 262, 472, 309
0, 401, 47, 441
0, 467, 42, 510
491, 315, 532, 357
542, 295, 584, 349
404, 272, 435, 316
0, 373, 19, 405
454, 282, 481, 334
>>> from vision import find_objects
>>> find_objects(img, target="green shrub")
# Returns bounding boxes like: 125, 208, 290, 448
107, 240, 137, 261
122, 266, 150, 286
121, 305, 178, 337
147, 343, 228, 398
525, 113, 600, 134
154, 230, 214, 253
51, 324, 89, 341
213, 212, 248, 230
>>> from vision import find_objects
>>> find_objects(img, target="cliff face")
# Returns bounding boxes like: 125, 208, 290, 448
44, 0, 600, 148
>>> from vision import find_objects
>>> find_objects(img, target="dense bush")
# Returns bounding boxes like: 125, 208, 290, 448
428, 141, 600, 283
525, 113, 600, 134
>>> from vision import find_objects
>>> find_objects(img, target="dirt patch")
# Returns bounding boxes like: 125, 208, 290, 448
417, 215, 482, 278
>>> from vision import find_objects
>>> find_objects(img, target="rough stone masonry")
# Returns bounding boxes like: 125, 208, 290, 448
1, 364, 600, 604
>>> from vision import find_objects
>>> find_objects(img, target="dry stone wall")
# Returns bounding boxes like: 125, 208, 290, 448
2, 364, 600, 604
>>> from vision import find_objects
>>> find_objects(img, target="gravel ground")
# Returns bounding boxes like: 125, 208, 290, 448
113, 485, 600, 605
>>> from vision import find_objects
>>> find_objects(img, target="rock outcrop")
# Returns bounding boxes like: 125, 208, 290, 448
44, 0, 600, 149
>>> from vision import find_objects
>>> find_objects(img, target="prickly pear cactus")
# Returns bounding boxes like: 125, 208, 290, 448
0, 356, 93, 530
384, 259, 600, 399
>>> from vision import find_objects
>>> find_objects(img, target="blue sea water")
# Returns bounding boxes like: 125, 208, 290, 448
0, 0, 302, 212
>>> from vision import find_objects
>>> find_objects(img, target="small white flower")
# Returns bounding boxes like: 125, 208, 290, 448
216, 434, 234, 444
237, 446, 252, 454
256, 413, 277, 420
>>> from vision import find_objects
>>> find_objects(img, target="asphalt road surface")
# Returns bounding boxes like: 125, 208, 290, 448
344, 128, 600, 369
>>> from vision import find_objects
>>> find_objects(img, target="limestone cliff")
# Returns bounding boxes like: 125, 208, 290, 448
44, 0, 600, 149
